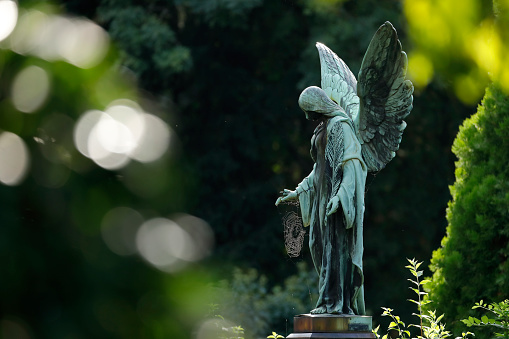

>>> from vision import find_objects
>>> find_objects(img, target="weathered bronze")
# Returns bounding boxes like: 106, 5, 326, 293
287, 313, 376, 339
276, 21, 413, 315
294, 314, 372, 332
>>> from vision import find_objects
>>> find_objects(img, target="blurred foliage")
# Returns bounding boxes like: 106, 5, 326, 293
404, 0, 509, 104
0, 2, 213, 338
213, 262, 318, 338
425, 83, 509, 338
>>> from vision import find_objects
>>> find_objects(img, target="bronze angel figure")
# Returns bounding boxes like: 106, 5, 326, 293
276, 22, 414, 315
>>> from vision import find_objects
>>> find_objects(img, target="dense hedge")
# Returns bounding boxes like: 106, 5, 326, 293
426, 83, 509, 336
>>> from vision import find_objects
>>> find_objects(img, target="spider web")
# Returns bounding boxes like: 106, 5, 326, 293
278, 200, 306, 257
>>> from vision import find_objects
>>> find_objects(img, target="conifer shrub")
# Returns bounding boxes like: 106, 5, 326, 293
426, 83, 509, 336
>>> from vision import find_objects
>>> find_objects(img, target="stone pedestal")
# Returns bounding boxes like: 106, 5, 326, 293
286, 314, 376, 339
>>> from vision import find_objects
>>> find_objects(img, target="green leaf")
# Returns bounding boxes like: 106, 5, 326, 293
461, 319, 472, 326
407, 279, 420, 286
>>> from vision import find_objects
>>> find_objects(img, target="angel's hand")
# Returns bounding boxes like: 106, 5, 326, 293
326, 196, 340, 216
275, 189, 298, 206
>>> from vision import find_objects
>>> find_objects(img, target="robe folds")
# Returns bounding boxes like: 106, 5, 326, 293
297, 115, 367, 315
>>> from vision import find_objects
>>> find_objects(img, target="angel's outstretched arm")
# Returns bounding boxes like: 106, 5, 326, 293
275, 166, 315, 206
275, 189, 298, 206
276, 166, 316, 227
296, 166, 314, 196
296, 167, 315, 227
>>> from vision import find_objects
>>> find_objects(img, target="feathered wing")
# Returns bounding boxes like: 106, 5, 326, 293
356, 21, 414, 172
316, 42, 360, 121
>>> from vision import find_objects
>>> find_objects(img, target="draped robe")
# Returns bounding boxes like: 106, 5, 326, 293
296, 115, 367, 314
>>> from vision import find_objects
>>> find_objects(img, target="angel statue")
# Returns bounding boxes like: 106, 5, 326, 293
275, 22, 414, 315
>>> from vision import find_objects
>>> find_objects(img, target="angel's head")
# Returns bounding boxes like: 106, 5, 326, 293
298, 86, 346, 120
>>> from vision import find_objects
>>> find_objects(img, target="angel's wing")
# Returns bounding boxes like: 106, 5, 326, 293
357, 21, 414, 172
316, 42, 360, 121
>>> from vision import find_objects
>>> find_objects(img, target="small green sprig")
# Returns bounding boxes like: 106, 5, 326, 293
462, 300, 509, 338
376, 259, 472, 339
379, 307, 410, 339
406, 258, 433, 338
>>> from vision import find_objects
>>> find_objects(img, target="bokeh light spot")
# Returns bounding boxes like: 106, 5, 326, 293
101, 207, 143, 256
0, 132, 30, 186
103, 104, 144, 154
74, 110, 103, 158
0, 0, 17, 42
35, 15, 70, 61
8, 10, 108, 68
73, 100, 171, 170
136, 216, 213, 272
173, 214, 214, 261
136, 218, 191, 272
469, 21, 501, 75
11, 65, 50, 113
454, 74, 484, 105
87, 127, 131, 170
130, 113, 171, 163
9, 10, 48, 55
95, 114, 136, 154
59, 18, 109, 69
408, 52, 434, 88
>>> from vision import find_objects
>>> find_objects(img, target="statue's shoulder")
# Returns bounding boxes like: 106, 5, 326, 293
327, 116, 352, 132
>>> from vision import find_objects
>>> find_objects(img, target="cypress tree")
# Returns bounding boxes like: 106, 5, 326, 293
426, 83, 509, 336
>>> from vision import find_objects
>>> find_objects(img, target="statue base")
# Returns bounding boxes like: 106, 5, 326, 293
286, 314, 376, 339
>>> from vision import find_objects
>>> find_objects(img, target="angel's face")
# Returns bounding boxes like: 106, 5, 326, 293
304, 110, 322, 121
